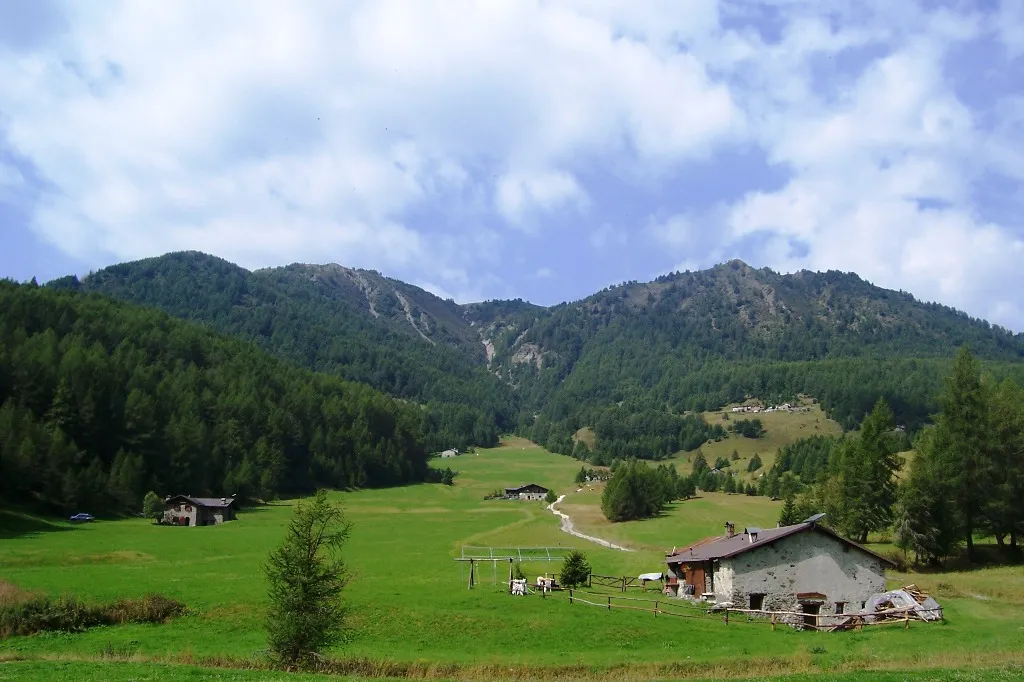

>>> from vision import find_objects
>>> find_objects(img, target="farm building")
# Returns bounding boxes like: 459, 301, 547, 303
439, 449, 460, 458
503, 484, 549, 501
163, 494, 237, 526
665, 516, 894, 623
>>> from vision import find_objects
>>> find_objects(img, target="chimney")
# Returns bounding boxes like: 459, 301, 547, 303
724, 521, 735, 539
745, 527, 761, 543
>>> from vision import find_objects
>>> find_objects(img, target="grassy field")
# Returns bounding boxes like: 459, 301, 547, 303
671, 402, 843, 483
3, 659, 1024, 681
2, 436, 1023, 680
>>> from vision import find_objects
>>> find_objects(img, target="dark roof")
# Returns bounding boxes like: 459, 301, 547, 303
504, 484, 549, 493
665, 522, 896, 567
165, 494, 236, 509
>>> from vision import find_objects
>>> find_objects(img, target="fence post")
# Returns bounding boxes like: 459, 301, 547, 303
588, 574, 592, 589
621, 577, 626, 593
569, 589, 574, 605
607, 596, 612, 610
724, 609, 729, 625
771, 613, 776, 631
904, 615, 910, 630
654, 601, 658, 617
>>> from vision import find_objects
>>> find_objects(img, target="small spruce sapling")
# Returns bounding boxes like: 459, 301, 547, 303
559, 550, 591, 588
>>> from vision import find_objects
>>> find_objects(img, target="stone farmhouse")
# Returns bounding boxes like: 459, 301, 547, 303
163, 494, 238, 526
503, 484, 549, 501
439, 449, 460, 458
665, 516, 894, 624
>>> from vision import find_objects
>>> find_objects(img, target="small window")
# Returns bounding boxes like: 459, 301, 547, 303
835, 602, 846, 615
175, 504, 182, 512
185, 505, 193, 512
860, 601, 866, 610
749, 593, 765, 610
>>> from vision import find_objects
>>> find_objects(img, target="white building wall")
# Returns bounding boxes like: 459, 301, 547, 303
713, 530, 886, 614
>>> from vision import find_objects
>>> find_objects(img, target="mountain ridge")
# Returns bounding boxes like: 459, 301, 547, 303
45, 250, 1024, 455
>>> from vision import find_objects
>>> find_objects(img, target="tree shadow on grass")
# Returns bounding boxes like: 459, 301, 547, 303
904, 545, 1023, 573
0, 509, 75, 540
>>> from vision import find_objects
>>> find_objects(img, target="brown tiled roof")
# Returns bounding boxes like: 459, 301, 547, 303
665, 522, 895, 567
165, 494, 236, 509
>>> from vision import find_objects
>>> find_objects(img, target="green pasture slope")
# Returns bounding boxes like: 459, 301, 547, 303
2, 437, 1024, 681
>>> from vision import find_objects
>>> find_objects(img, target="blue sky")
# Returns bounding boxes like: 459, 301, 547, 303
1, 1, 1023, 329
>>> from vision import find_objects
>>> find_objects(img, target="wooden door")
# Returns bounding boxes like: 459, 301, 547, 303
688, 566, 706, 594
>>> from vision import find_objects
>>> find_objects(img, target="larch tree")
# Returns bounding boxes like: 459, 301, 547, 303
264, 490, 351, 668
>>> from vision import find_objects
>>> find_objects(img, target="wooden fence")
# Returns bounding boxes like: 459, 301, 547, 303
587, 575, 651, 592
567, 590, 941, 632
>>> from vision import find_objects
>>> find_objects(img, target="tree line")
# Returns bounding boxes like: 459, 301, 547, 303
49, 251, 517, 453
775, 346, 1023, 563
0, 281, 431, 514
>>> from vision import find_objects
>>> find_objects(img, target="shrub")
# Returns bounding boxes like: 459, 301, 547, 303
544, 489, 557, 504
559, 550, 591, 588
0, 590, 186, 639
511, 562, 526, 581
142, 491, 164, 521
104, 593, 186, 624
880, 550, 909, 572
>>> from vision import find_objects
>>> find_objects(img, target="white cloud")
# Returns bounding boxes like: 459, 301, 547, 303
649, 214, 696, 249
496, 170, 588, 226
1, 1, 1022, 328
589, 223, 627, 250
532, 267, 554, 280
0, 0, 742, 282
703, 4, 1024, 329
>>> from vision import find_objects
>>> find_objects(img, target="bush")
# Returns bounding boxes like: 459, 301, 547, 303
104, 593, 186, 624
512, 562, 526, 581
880, 550, 909, 572
559, 550, 591, 588
732, 419, 765, 438
0, 591, 186, 639
544, 489, 557, 504
142, 491, 163, 521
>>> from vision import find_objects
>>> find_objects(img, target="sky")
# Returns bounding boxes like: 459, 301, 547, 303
1, 1, 1023, 330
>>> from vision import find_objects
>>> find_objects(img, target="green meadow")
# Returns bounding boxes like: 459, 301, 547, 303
2, 437, 1023, 680
677, 402, 844, 483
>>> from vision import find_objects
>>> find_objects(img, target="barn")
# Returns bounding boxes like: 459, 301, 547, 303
665, 515, 894, 623
163, 495, 238, 526
503, 484, 549, 501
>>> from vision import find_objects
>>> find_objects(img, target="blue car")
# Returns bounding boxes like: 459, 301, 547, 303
69, 513, 95, 522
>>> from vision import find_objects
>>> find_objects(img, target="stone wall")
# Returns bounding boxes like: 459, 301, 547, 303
713, 529, 886, 615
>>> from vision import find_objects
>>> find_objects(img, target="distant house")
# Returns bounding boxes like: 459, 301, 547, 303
503, 484, 549, 501
440, 449, 460, 458
163, 495, 237, 526
664, 516, 894, 625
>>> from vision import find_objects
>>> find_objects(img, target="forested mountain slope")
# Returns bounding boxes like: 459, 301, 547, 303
49, 252, 516, 450
46, 253, 1024, 463
472, 260, 1024, 459
0, 281, 430, 513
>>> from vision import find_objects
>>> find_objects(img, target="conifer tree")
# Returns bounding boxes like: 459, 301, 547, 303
265, 490, 351, 668
932, 345, 990, 561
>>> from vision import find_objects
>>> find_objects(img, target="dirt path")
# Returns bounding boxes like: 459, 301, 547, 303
546, 495, 632, 552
